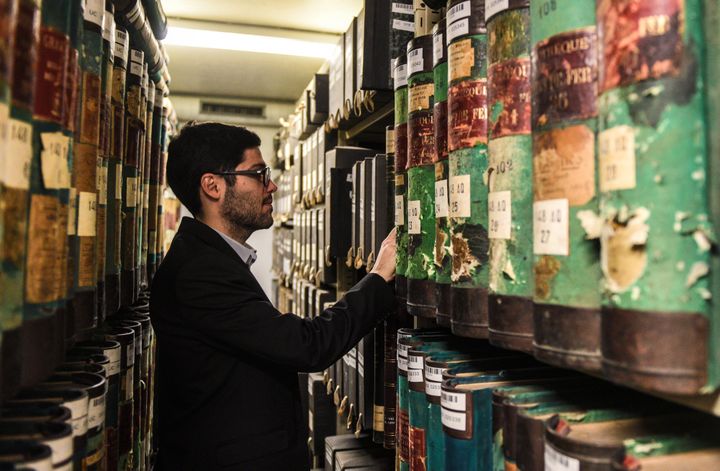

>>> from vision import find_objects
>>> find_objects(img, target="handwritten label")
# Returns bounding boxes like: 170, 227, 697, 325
40, 132, 70, 189
129, 61, 143, 77
393, 19, 415, 33
488, 191, 511, 239
392, 2, 414, 14
545, 444, 580, 471
533, 199, 569, 256
435, 180, 449, 217
408, 200, 421, 234
449, 175, 471, 218
408, 48, 424, 76
448, 1, 472, 25
395, 195, 405, 226
599, 125, 636, 192
447, 18, 469, 43
5, 119, 33, 189
77, 192, 97, 237
84, 0, 104, 28
486, 0, 510, 20
114, 30, 128, 60
441, 408, 467, 431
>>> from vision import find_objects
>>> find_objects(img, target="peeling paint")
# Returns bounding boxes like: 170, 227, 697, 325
699, 288, 712, 300
686, 262, 709, 288
692, 169, 705, 181
577, 210, 603, 240
534, 255, 561, 300
451, 232, 480, 282
693, 230, 712, 253
631, 286, 641, 301
503, 259, 516, 281
676, 261, 686, 271
601, 208, 650, 293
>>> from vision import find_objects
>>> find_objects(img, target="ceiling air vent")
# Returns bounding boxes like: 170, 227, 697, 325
200, 101, 265, 118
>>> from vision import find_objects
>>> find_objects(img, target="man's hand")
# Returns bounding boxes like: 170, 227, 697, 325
370, 227, 397, 282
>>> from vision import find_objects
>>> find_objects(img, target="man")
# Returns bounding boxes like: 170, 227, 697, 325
151, 122, 397, 470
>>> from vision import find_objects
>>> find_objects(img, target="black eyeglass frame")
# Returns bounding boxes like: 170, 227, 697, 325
213, 166, 272, 187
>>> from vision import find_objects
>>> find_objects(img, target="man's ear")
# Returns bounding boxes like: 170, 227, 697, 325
199, 173, 223, 203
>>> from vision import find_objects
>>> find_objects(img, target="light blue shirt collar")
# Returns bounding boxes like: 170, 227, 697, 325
211, 228, 257, 267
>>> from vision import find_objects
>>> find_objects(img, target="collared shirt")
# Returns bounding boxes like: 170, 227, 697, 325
212, 227, 257, 267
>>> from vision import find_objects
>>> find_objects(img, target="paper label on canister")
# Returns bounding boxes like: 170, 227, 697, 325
0, 104, 7, 181
448, 1, 472, 25
129, 61, 143, 77
394, 63, 408, 90
126, 342, 135, 367
449, 175, 471, 218
105, 346, 121, 376
448, 38, 475, 83
447, 18, 469, 44
395, 195, 405, 226
425, 364, 445, 382
426, 380, 441, 397
408, 369, 423, 383
393, 19, 415, 33
435, 180, 449, 217
40, 132, 71, 190
408, 354, 424, 370
489, 191, 512, 239
398, 356, 409, 372
409, 83, 434, 112
441, 390, 466, 411
533, 199, 569, 256
102, 11, 114, 42
115, 163, 123, 199
84, 0, 104, 28
114, 30, 128, 60
65, 396, 89, 437
5, 119, 33, 189
47, 434, 73, 466
407, 200, 421, 234
486, 0, 510, 20
98, 165, 108, 204
433, 32, 444, 66
441, 407, 467, 431
545, 444, 580, 471
126, 177, 138, 207
392, 2, 414, 14
599, 125, 636, 192
68, 188, 77, 236
408, 48, 424, 76
130, 49, 144, 65
88, 394, 106, 429
77, 192, 97, 237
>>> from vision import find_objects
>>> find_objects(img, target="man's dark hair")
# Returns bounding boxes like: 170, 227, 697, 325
167, 121, 261, 216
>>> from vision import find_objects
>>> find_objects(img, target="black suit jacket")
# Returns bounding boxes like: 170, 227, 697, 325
150, 217, 395, 470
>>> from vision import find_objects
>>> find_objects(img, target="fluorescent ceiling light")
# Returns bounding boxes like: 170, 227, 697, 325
164, 26, 336, 59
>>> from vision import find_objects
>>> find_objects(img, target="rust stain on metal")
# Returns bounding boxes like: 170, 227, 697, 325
534, 255, 561, 300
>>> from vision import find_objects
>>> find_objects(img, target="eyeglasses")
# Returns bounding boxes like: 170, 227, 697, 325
214, 166, 272, 187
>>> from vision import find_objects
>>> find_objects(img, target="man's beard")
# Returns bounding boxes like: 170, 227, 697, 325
220, 184, 273, 235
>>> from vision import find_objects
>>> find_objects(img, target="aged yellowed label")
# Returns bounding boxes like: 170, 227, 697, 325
25, 194, 61, 304
448, 39, 474, 82
599, 125, 636, 192
409, 83, 434, 113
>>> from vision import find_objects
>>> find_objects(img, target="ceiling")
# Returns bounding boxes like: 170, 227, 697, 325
163, 0, 362, 106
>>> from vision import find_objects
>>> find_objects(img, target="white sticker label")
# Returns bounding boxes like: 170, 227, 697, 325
435, 180, 449, 218
408, 369, 423, 383
488, 191, 512, 239
534, 199, 569, 256
392, 2, 414, 14
83, 0, 104, 28
433, 33, 444, 66
126, 177, 138, 207
394, 63, 408, 90
398, 356, 409, 372
447, 18, 470, 43
408, 48, 424, 76
448, 1, 472, 25
426, 381, 442, 397
68, 188, 77, 236
114, 30, 128, 60
77, 192, 97, 237
486, 0, 510, 20
105, 346, 121, 376
425, 365, 445, 382
441, 408, 467, 431
395, 195, 405, 226
599, 125, 636, 192
393, 19, 415, 33
102, 11, 114, 41
98, 165, 108, 204
40, 132, 71, 190
64, 397, 88, 437
449, 175, 471, 218
545, 444, 580, 471
441, 390, 466, 411
408, 354, 424, 371
5, 119, 33, 189
130, 61, 143, 77
130, 49, 144, 64
408, 200, 421, 234
88, 394, 106, 430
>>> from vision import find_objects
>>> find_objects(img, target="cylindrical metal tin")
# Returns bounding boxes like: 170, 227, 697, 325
446, 0, 490, 338
0, 441, 53, 470
0, 421, 74, 471
394, 55, 410, 309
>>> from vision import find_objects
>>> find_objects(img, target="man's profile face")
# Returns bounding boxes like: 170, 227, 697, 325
220, 147, 277, 232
